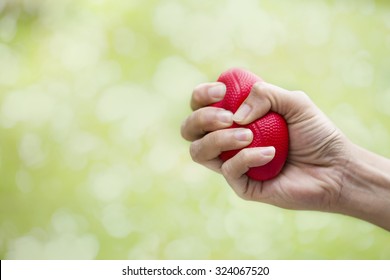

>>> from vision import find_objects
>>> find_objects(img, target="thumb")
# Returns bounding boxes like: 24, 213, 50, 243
232, 81, 311, 125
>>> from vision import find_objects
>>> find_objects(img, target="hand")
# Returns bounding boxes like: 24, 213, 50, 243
181, 81, 350, 212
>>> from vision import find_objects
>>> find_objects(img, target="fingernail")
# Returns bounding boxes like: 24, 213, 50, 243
233, 103, 251, 122
208, 84, 226, 99
259, 146, 275, 157
234, 129, 253, 141
218, 110, 233, 124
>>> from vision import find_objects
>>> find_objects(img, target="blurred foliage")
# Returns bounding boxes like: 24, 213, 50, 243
1, 0, 390, 259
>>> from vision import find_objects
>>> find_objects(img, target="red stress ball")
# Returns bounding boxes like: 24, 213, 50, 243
212, 68, 289, 181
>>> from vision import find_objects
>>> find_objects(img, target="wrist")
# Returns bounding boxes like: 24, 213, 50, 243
334, 142, 390, 231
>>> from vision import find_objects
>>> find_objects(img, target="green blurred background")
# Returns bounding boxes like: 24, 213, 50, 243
1, 0, 390, 259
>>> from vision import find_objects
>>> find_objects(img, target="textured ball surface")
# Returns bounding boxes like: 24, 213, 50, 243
212, 68, 289, 181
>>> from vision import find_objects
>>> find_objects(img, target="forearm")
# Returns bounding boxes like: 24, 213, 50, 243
336, 142, 390, 231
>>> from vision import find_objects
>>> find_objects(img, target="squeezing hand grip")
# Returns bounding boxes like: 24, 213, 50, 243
212, 68, 289, 181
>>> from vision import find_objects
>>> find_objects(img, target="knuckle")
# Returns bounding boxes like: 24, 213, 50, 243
181, 112, 203, 141
189, 142, 201, 162
192, 89, 201, 104
292, 90, 313, 106
196, 109, 208, 126
191, 86, 203, 110
250, 82, 272, 107
293, 89, 305, 96
293, 90, 309, 100
251, 82, 265, 97
237, 148, 251, 162
196, 108, 219, 130
220, 161, 231, 178
211, 131, 223, 147
180, 119, 190, 141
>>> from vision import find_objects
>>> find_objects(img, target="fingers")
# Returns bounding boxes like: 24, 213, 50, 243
191, 82, 226, 111
190, 128, 253, 172
233, 81, 312, 125
181, 107, 233, 141
182, 82, 232, 141
221, 147, 275, 196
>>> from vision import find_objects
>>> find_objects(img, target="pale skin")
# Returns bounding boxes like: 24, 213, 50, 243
181, 81, 390, 231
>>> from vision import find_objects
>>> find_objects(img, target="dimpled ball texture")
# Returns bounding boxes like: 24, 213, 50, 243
212, 68, 289, 181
